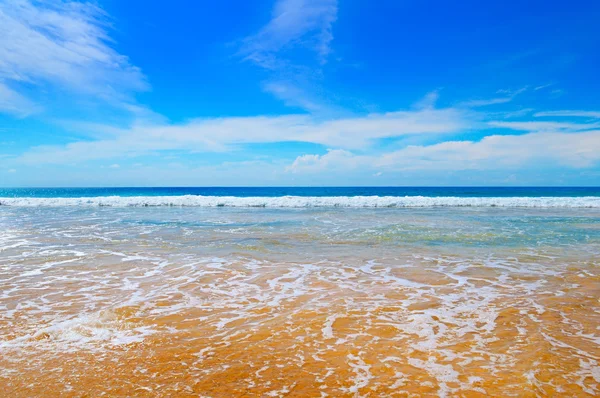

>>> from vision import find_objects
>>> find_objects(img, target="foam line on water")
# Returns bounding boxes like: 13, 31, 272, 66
1, 195, 600, 207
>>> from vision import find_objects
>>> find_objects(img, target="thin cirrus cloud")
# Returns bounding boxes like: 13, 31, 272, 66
534, 110, 600, 118
0, 0, 148, 116
240, 0, 338, 68
261, 79, 343, 114
488, 120, 600, 132
239, 0, 338, 113
457, 87, 528, 108
0, 80, 40, 117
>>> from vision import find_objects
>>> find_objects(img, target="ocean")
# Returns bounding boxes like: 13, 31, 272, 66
1, 187, 599, 396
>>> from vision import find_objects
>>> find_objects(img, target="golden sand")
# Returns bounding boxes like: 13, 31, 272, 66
1, 256, 599, 397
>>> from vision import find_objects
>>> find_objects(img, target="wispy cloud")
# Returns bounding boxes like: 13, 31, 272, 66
460, 97, 514, 107
459, 87, 527, 108
0, 0, 148, 115
240, 0, 337, 67
20, 84, 600, 172
413, 90, 440, 110
489, 120, 600, 132
287, 130, 600, 173
239, 0, 338, 113
534, 110, 600, 118
17, 105, 471, 164
377, 131, 600, 169
262, 80, 333, 113
0, 80, 40, 117
533, 83, 554, 91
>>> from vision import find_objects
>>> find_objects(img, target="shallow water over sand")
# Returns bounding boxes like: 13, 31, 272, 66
1, 206, 599, 397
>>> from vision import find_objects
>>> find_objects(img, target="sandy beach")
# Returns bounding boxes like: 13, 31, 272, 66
1, 202, 599, 396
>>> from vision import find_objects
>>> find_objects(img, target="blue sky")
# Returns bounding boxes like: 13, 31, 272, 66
1, 0, 599, 186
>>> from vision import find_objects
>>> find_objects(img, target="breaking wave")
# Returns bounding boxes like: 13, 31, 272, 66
1, 195, 600, 207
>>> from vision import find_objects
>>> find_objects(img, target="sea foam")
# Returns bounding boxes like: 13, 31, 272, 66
1, 195, 600, 208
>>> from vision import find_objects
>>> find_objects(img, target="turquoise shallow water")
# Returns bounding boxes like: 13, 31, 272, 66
2, 205, 599, 257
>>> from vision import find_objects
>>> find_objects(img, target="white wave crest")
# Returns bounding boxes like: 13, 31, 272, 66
1, 195, 600, 208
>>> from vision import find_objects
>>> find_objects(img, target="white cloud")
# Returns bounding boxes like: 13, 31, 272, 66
413, 90, 440, 110
0, 81, 39, 116
286, 149, 361, 173
489, 120, 600, 132
287, 131, 600, 173
263, 80, 330, 113
534, 110, 600, 119
460, 97, 514, 107
377, 131, 600, 170
239, 0, 338, 113
0, 0, 147, 115
534, 83, 554, 91
18, 106, 471, 164
459, 87, 527, 108
240, 0, 338, 67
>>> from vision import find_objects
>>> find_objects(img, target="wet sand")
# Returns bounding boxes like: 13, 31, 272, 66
1, 207, 599, 396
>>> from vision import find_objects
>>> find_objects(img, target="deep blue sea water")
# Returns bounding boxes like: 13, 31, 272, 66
1, 186, 599, 198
